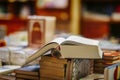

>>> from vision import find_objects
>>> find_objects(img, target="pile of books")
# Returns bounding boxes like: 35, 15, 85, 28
14, 64, 40, 80
94, 51, 120, 74
39, 55, 67, 80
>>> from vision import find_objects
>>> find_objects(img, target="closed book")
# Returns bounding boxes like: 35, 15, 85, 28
40, 56, 67, 64
40, 67, 65, 78
14, 64, 40, 76
40, 77, 64, 80
104, 63, 120, 80
103, 59, 120, 65
16, 74, 39, 80
94, 58, 120, 64
0, 75, 15, 80
39, 56, 66, 79
103, 52, 120, 60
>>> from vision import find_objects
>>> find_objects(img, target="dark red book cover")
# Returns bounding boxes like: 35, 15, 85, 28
28, 19, 45, 48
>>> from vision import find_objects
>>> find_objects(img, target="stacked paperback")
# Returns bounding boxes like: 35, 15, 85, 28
14, 64, 40, 80
94, 51, 120, 74
39, 55, 67, 80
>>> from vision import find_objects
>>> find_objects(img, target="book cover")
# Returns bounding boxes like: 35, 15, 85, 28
14, 64, 40, 76
28, 16, 56, 48
104, 63, 120, 80
28, 18, 45, 48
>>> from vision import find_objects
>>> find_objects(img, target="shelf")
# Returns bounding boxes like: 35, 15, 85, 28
81, 0, 120, 39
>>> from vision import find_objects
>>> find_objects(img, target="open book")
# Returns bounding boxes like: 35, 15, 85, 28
0, 35, 103, 74
23, 35, 103, 66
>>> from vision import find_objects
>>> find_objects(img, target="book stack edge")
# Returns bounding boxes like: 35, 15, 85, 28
94, 51, 120, 74
39, 55, 67, 80
14, 64, 40, 80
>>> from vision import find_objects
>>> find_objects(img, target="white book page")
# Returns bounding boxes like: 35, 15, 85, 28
65, 35, 99, 45
50, 37, 66, 44
0, 65, 21, 74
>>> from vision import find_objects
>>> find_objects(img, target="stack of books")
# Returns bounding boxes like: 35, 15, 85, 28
14, 64, 40, 80
94, 51, 120, 74
39, 55, 67, 80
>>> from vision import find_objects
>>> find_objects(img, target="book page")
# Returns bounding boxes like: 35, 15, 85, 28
50, 37, 66, 44
0, 65, 21, 74
23, 42, 59, 66
64, 35, 99, 45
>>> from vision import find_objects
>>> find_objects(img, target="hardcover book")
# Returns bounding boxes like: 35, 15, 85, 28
28, 16, 56, 48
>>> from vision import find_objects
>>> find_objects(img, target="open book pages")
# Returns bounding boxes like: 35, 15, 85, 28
0, 65, 21, 74
51, 35, 99, 45
23, 35, 103, 66
23, 42, 59, 66
51, 35, 103, 58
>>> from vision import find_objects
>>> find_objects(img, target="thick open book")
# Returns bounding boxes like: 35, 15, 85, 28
0, 35, 103, 74
24, 35, 103, 65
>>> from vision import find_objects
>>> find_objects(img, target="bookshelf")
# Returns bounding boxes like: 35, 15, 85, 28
0, 0, 36, 35
35, 0, 71, 33
81, 0, 120, 39
0, 0, 72, 35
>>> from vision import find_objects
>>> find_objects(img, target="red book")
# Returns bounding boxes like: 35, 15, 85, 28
103, 52, 120, 60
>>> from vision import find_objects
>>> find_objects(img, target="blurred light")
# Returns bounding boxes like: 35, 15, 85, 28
8, 0, 15, 3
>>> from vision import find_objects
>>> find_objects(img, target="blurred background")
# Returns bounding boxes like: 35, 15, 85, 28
0, 0, 120, 40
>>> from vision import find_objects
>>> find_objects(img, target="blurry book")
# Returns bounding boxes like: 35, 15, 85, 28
0, 65, 21, 74
104, 63, 120, 80
36, 0, 69, 9
14, 64, 39, 76
103, 51, 120, 60
39, 55, 67, 80
83, 11, 110, 22
28, 15, 56, 48
16, 74, 39, 80
99, 40, 120, 51
0, 75, 15, 80
39, 55, 93, 80
80, 73, 104, 80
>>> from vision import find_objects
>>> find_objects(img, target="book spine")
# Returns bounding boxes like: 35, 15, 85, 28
16, 74, 39, 80
14, 71, 39, 76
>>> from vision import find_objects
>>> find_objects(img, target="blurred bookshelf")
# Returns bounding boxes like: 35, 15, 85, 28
0, 0, 36, 35
0, 0, 72, 35
35, 0, 71, 33
81, 0, 120, 39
